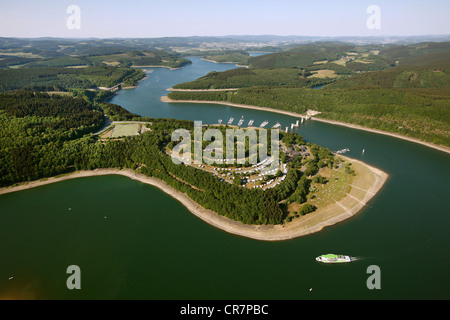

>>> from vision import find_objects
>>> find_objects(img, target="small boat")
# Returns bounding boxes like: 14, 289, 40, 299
316, 254, 352, 263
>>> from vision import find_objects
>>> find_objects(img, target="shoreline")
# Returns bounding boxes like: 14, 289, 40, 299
161, 96, 450, 155
131, 65, 181, 71
0, 157, 388, 241
201, 58, 249, 68
166, 88, 239, 92
122, 75, 149, 89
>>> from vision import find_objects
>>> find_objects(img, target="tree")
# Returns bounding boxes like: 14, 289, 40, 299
299, 203, 317, 216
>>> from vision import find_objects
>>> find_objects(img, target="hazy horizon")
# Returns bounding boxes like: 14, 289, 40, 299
2, 34, 450, 40
1, 0, 449, 39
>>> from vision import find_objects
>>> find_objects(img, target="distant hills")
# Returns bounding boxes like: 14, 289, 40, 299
1, 34, 450, 56
168, 40, 450, 148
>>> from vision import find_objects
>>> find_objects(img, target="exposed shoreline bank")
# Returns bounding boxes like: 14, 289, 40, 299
201, 58, 249, 68
167, 88, 239, 92
161, 96, 450, 155
131, 65, 181, 71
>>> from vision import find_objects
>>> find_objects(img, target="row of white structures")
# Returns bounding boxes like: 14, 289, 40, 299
251, 174, 287, 189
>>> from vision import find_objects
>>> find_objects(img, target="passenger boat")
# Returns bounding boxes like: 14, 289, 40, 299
316, 254, 352, 263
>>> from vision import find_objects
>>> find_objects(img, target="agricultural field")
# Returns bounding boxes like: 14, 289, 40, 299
308, 69, 338, 78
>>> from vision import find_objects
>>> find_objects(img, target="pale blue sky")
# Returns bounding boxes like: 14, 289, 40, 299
0, 0, 449, 38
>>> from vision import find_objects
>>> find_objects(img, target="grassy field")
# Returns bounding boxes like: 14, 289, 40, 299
308, 69, 338, 78
307, 164, 353, 208
287, 162, 353, 215
110, 123, 139, 138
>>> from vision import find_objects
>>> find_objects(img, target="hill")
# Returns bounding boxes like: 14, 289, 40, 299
0, 66, 145, 92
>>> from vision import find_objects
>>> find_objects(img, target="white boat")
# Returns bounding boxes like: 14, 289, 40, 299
316, 254, 352, 263
335, 148, 350, 154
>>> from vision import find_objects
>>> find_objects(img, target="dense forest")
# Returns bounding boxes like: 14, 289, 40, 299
173, 68, 332, 89
246, 42, 392, 72
0, 66, 146, 92
0, 90, 104, 147
327, 66, 450, 89
0, 49, 191, 70
196, 50, 250, 65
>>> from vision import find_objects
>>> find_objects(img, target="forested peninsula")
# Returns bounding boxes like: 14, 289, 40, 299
0, 89, 387, 240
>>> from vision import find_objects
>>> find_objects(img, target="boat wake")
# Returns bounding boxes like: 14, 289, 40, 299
349, 256, 371, 262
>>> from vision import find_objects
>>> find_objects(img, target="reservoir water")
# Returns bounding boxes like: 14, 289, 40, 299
1, 56, 449, 299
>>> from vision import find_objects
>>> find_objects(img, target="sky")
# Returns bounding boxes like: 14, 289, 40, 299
0, 0, 449, 38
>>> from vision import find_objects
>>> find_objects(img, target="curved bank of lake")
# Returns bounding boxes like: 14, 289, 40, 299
0, 154, 388, 241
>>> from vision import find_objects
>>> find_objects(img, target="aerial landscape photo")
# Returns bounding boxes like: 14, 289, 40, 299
0, 0, 449, 306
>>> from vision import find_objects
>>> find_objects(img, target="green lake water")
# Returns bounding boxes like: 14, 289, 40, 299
0, 56, 449, 299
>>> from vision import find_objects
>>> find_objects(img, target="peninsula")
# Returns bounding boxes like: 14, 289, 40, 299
0, 90, 388, 240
